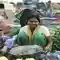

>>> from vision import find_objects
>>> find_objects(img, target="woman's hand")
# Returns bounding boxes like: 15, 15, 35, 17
44, 46, 52, 52
44, 46, 49, 50
44, 36, 52, 51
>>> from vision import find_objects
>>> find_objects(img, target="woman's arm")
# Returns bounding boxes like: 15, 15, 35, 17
42, 26, 52, 50
44, 36, 52, 50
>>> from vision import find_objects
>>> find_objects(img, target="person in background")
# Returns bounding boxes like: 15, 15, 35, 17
0, 16, 19, 53
46, 0, 53, 17
15, 2, 25, 13
0, 16, 11, 49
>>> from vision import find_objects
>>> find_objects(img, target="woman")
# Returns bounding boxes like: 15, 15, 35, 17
15, 14, 52, 51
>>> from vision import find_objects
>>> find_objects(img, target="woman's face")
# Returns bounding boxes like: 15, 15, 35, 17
27, 17, 40, 28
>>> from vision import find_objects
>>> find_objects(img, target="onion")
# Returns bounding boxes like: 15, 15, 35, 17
0, 56, 8, 60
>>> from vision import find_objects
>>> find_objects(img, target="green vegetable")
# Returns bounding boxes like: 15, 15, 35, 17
50, 26, 60, 52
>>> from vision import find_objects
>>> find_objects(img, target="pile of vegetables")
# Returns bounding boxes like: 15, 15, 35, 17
50, 26, 60, 51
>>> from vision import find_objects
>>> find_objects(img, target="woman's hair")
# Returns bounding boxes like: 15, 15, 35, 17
26, 14, 40, 24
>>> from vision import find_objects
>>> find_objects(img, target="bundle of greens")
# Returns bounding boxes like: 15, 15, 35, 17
50, 26, 60, 51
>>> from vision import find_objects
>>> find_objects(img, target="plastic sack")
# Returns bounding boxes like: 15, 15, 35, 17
47, 51, 60, 60
9, 45, 43, 56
